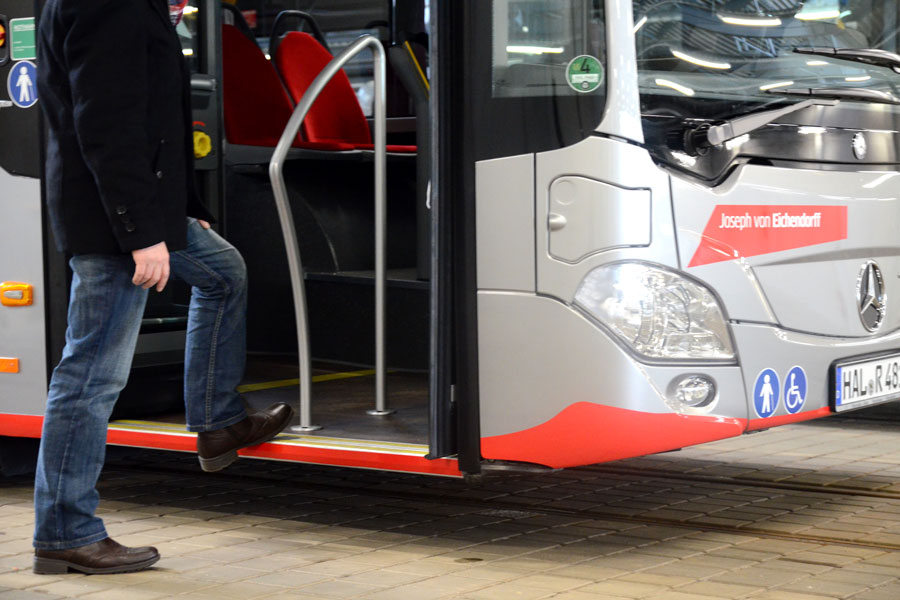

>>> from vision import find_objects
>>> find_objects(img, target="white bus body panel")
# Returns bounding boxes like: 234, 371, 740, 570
478, 291, 747, 437
476, 136, 900, 467
0, 167, 47, 415
476, 139, 751, 468
476, 155, 535, 293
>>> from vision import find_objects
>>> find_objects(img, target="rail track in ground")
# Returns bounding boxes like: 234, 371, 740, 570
99, 449, 900, 554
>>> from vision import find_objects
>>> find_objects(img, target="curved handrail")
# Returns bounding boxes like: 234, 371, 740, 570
269, 35, 388, 430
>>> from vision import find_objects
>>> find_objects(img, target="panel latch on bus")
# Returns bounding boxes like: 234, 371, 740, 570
0, 282, 33, 307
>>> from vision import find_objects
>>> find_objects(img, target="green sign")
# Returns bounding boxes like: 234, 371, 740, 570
10, 18, 36, 61
566, 55, 604, 94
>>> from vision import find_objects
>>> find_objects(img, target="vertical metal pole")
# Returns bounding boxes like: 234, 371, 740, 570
367, 42, 393, 416
270, 108, 320, 433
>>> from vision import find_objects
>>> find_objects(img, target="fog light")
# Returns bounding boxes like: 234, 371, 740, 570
671, 375, 716, 407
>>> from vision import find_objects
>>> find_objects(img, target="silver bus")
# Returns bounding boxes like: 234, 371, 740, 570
1, 0, 899, 477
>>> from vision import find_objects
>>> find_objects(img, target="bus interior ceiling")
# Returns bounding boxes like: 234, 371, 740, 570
115, 0, 431, 444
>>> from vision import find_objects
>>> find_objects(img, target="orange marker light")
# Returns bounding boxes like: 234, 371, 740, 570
0, 358, 19, 374
0, 282, 33, 307
0, 23, 6, 48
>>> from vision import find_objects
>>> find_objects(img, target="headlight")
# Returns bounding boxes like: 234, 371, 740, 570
574, 262, 734, 361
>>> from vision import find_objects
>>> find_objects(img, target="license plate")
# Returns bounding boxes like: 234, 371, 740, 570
834, 352, 900, 412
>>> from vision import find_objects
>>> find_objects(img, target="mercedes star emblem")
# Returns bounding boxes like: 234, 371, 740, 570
857, 261, 885, 332
852, 132, 868, 160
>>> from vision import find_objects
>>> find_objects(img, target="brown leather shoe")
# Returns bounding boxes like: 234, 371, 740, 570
34, 537, 159, 574
196, 402, 293, 472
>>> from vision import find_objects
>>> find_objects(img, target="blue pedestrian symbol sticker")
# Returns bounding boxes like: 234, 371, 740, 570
7, 60, 37, 109
754, 368, 779, 418
783, 366, 807, 414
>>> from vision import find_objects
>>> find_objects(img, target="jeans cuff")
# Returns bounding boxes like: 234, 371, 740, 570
33, 528, 108, 551
186, 409, 248, 433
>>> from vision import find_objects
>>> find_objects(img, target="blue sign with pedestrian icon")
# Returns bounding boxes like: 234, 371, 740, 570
7, 60, 38, 109
783, 366, 807, 414
754, 368, 779, 418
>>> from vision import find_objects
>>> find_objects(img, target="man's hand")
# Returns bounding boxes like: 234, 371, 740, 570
197, 219, 212, 230
132, 241, 170, 292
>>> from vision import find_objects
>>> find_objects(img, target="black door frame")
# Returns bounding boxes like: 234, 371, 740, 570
430, 0, 481, 474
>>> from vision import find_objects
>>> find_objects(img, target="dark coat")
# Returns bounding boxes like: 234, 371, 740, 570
37, 0, 211, 255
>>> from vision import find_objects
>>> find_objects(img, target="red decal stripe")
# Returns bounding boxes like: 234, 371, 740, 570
689, 205, 847, 267
0, 414, 43, 437
481, 402, 746, 469
106, 429, 197, 452
239, 445, 460, 476
747, 406, 832, 431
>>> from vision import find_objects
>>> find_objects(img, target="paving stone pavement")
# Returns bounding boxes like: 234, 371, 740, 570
1, 411, 900, 599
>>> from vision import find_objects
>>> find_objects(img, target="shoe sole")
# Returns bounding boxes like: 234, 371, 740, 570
33, 553, 160, 575
198, 407, 295, 473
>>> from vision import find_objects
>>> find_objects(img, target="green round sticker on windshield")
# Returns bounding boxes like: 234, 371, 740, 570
566, 55, 604, 93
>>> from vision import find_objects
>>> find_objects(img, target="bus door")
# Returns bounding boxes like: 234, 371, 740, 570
199, 0, 460, 473
0, 1, 49, 425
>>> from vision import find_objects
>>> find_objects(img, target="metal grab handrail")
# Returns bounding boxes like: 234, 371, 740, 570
268, 35, 390, 431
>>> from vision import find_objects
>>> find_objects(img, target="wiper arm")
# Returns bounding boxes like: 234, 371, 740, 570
685, 98, 837, 154
794, 47, 900, 74
766, 86, 900, 104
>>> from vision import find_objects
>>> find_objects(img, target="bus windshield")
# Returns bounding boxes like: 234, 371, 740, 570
633, 0, 900, 121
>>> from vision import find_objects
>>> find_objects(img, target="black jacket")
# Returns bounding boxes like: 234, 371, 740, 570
37, 0, 211, 255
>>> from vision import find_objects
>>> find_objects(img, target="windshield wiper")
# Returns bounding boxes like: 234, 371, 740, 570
794, 47, 900, 74
766, 86, 900, 104
685, 98, 837, 154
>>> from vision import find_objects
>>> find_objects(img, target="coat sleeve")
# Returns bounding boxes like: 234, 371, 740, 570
62, 0, 165, 252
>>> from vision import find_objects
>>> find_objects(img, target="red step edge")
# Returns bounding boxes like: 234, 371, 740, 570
0, 414, 460, 477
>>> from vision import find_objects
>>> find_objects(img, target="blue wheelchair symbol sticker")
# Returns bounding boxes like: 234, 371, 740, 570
754, 368, 779, 418
783, 366, 807, 414
7, 61, 38, 109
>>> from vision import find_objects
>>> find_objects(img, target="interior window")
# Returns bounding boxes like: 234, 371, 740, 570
176, 1, 201, 73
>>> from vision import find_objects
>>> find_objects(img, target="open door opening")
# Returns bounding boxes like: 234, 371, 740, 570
110, 0, 463, 476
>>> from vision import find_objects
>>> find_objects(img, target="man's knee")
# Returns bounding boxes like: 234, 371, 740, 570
214, 247, 247, 297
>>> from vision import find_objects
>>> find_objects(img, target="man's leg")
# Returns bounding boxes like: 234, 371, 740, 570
33, 254, 158, 571
170, 219, 291, 470
170, 218, 249, 431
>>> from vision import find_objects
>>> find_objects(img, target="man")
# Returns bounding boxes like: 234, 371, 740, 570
32, 0, 292, 574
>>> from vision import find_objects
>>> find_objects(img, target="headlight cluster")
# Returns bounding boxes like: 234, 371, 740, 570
574, 262, 734, 361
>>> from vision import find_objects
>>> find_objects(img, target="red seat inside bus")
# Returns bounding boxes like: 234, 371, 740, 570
221, 24, 354, 151
273, 32, 416, 154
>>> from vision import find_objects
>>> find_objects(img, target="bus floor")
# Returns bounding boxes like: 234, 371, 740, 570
120, 355, 430, 446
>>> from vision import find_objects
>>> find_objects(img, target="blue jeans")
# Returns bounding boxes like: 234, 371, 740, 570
33, 219, 249, 550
